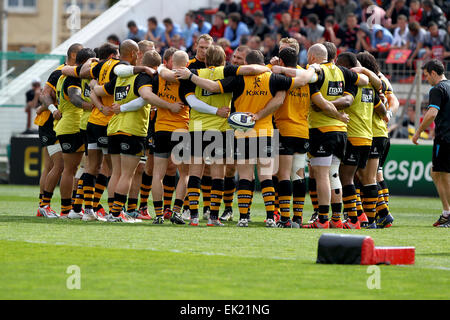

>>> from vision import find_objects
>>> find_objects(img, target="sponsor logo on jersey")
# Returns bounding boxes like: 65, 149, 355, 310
115, 85, 131, 101
327, 81, 344, 96
361, 88, 374, 103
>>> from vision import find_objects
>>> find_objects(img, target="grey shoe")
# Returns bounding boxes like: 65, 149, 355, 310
237, 218, 249, 227
207, 219, 225, 227
266, 219, 276, 228
153, 216, 165, 225
170, 212, 186, 225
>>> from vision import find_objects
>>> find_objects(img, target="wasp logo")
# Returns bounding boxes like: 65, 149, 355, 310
164, 81, 171, 92
253, 77, 261, 89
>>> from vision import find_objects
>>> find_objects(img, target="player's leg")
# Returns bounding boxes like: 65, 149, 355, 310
138, 151, 153, 219
187, 162, 205, 226
307, 163, 319, 223
60, 152, 84, 218
126, 161, 144, 216
38, 147, 52, 208
201, 165, 212, 220
208, 163, 226, 226
220, 163, 236, 221
40, 145, 64, 217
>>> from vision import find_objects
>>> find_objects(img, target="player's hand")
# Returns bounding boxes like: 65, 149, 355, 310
412, 132, 420, 145
111, 103, 121, 114
36, 106, 44, 115
174, 68, 192, 80
169, 102, 184, 113
89, 79, 98, 89
101, 106, 113, 116
216, 107, 230, 118
338, 112, 350, 124
52, 109, 62, 120
246, 112, 259, 122
271, 65, 283, 74
144, 66, 156, 76
270, 56, 280, 66
351, 67, 365, 74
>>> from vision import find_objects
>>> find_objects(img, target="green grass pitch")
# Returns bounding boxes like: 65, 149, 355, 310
0, 185, 449, 300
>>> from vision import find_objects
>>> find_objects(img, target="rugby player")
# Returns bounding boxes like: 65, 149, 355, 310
36, 43, 83, 218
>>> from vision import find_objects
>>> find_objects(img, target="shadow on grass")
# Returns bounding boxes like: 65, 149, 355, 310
416, 252, 450, 257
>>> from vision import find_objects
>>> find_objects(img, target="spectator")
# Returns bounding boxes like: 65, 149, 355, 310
196, 14, 212, 34
322, 0, 336, 20
107, 34, 120, 46
210, 11, 227, 41
162, 18, 182, 47
271, 0, 291, 18
127, 21, 146, 41
300, 0, 324, 24
251, 10, 272, 40
172, 34, 187, 51
248, 35, 263, 50
289, 0, 304, 21
261, 0, 275, 23
217, 38, 234, 61
391, 14, 409, 49
186, 32, 200, 57
290, 19, 303, 34
340, 13, 360, 52
423, 22, 447, 61
335, 0, 358, 27
303, 14, 325, 45
443, 22, 450, 62
361, 0, 388, 27
224, 12, 250, 49
409, 0, 423, 23
263, 33, 279, 64
386, 0, 409, 30
419, 105, 435, 140
218, 0, 240, 16
240, 34, 250, 46
320, 16, 345, 47
182, 11, 199, 49
421, 0, 447, 30
369, 25, 394, 56
146, 17, 165, 43
406, 22, 427, 68
277, 12, 293, 39
25, 78, 41, 134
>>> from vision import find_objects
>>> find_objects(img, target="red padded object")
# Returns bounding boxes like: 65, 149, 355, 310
373, 247, 415, 265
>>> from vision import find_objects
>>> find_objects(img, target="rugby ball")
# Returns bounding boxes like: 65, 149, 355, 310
228, 112, 256, 132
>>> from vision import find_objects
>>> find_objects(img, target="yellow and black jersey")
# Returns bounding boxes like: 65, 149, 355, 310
308, 63, 359, 132
103, 73, 154, 137
274, 65, 310, 139
34, 64, 65, 129
372, 76, 393, 138
80, 79, 92, 131
152, 75, 195, 132
188, 58, 206, 70
347, 85, 382, 146
87, 58, 123, 126
187, 65, 241, 132
218, 71, 293, 137
54, 75, 83, 136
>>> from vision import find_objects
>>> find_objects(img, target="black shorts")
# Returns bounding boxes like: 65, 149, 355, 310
38, 126, 58, 147
58, 133, 85, 154
189, 131, 234, 160
234, 136, 274, 160
80, 129, 88, 155
154, 130, 190, 158
279, 136, 309, 156
108, 134, 146, 157
342, 140, 371, 169
309, 129, 347, 160
86, 122, 108, 149
432, 139, 450, 173
369, 137, 390, 170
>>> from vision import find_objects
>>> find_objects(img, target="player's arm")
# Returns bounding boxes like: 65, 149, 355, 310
236, 64, 271, 76
343, 66, 369, 87
250, 90, 286, 122
80, 60, 99, 80
331, 94, 355, 110
311, 92, 350, 123
138, 86, 183, 113
186, 95, 230, 118
351, 67, 381, 91
272, 65, 319, 88
68, 86, 92, 110
373, 91, 388, 119
412, 88, 441, 145
158, 64, 178, 83
114, 64, 156, 78
175, 68, 222, 93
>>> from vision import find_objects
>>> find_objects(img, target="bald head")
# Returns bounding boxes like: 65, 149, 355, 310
307, 44, 328, 65
172, 50, 189, 69
120, 39, 139, 65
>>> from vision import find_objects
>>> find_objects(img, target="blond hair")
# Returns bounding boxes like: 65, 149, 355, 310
142, 50, 161, 68
205, 45, 226, 67
138, 40, 155, 54
197, 34, 213, 44
279, 38, 300, 55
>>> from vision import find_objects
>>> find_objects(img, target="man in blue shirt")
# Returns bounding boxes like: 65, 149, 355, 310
224, 12, 250, 49
162, 18, 183, 47
146, 17, 165, 43
183, 11, 199, 49
195, 14, 212, 35
127, 21, 146, 41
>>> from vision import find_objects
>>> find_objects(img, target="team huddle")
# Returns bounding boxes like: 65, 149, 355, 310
34, 33, 400, 229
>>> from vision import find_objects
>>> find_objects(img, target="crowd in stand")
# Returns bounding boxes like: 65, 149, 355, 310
106, 0, 450, 69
